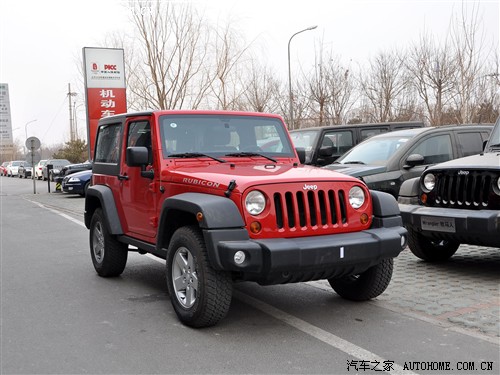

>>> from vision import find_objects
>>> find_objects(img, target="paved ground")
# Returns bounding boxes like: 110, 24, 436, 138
22, 188, 500, 341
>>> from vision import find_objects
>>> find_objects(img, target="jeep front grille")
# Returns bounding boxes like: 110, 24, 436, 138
432, 171, 495, 208
273, 189, 348, 229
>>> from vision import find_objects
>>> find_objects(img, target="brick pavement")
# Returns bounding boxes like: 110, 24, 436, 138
23, 190, 500, 340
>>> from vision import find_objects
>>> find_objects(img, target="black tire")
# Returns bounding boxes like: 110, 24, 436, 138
89, 208, 128, 277
166, 226, 232, 328
328, 258, 393, 301
407, 227, 459, 262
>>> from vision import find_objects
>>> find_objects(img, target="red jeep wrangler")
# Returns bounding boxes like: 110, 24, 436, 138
84, 110, 407, 327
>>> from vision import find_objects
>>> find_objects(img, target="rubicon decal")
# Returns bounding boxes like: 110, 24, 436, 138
183, 178, 221, 188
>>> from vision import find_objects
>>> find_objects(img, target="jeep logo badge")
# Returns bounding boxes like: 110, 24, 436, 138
303, 184, 318, 190
457, 170, 469, 175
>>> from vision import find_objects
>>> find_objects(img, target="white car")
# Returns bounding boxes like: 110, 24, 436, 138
6, 160, 23, 177
34, 160, 47, 180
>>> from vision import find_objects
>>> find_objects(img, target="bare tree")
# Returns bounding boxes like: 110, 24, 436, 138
406, 33, 456, 125
449, 3, 493, 124
307, 48, 330, 126
324, 58, 357, 125
240, 61, 281, 113
128, 0, 212, 110
209, 23, 251, 110
359, 50, 409, 123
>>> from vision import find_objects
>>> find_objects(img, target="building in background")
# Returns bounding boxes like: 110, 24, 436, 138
0, 83, 14, 159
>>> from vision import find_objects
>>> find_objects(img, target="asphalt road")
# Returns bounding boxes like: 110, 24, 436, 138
1, 176, 499, 375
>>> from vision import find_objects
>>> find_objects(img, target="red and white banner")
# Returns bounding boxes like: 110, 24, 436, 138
83, 47, 127, 159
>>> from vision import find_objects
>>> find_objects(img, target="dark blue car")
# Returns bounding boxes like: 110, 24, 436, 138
62, 169, 92, 196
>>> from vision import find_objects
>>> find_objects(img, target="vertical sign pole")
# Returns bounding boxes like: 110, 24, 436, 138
31, 139, 36, 194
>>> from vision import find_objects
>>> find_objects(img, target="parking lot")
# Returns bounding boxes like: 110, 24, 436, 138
18, 178, 500, 341
1, 176, 499, 374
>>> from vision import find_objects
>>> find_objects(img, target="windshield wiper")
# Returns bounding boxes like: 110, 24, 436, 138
487, 143, 500, 148
225, 152, 277, 163
168, 152, 226, 163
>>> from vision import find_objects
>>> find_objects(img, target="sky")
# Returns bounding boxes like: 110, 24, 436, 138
0, 0, 498, 148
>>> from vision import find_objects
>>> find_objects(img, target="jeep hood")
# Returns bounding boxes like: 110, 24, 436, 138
165, 162, 360, 192
323, 163, 387, 177
427, 152, 500, 171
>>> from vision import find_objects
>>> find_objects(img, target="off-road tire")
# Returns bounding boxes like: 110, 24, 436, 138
166, 226, 232, 328
407, 227, 459, 262
328, 258, 393, 301
89, 208, 128, 277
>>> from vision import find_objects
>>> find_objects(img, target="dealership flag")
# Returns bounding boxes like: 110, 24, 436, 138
83, 47, 127, 159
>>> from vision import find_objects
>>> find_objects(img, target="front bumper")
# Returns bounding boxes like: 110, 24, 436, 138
400, 204, 500, 248
204, 224, 407, 284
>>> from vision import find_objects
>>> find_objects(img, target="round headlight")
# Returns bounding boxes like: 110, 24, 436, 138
348, 186, 365, 209
423, 173, 436, 192
496, 177, 500, 194
245, 190, 266, 215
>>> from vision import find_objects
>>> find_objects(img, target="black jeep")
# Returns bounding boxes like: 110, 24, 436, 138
398, 117, 500, 261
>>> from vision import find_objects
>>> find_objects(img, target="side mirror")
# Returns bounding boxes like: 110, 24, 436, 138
319, 145, 334, 157
295, 147, 306, 164
404, 153, 425, 169
126, 147, 154, 179
126, 147, 149, 166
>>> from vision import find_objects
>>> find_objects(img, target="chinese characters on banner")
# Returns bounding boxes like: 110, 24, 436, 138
83, 47, 127, 160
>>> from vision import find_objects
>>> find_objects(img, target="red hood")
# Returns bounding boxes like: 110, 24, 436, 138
161, 160, 360, 193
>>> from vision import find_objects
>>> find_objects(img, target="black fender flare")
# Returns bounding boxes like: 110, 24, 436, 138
84, 185, 123, 234
398, 177, 420, 198
157, 192, 244, 252
370, 190, 403, 228
370, 190, 400, 217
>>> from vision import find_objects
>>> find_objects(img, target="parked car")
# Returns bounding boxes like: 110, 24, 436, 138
18, 162, 33, 178
290, 121, 425, 166
42, 159, 71, 181
34, 160, 47, 180
324, 124, 492, 198
0, 161, 9, 176
6, 160, 24, 177
399, 116, 500, 261
62, 169, 92, 196
58, 161, 92, 178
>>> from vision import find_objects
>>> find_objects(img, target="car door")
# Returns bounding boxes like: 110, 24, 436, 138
319, 129, 355, 164
118, 118, 158, 239
401, 132, 454, 182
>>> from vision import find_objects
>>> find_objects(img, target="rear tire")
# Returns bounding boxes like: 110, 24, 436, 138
329, 258, 393, 301
166, 226, 232, 328
89, 208, 128, 277
407, 227, 459, 262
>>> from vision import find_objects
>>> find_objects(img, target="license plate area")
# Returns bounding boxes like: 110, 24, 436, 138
421, 216, 456, 233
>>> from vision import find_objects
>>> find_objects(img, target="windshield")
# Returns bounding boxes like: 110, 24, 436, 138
160, 115, 294, 158
337, 135, 411, 165
486, 117, 500, 149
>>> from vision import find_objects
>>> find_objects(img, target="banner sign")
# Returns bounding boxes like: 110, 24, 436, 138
83, 47, 127, 159
0, 83, 14, 156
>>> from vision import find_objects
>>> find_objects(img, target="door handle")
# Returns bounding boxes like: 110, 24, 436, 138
118, 174, 129, 181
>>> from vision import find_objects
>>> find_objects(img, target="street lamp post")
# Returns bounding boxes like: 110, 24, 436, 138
25, 119, 37, 141
288, 25, 317, 130
24, 119, 37, 153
